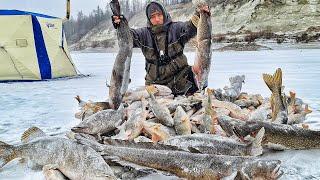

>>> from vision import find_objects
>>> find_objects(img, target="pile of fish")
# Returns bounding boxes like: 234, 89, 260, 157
66, 68, 316, 179
0, 68, 316, 179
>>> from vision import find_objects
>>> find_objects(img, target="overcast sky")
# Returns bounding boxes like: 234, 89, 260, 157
0, 0, 107, 18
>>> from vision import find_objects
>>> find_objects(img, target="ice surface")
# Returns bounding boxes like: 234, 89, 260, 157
0, 49, 319, 179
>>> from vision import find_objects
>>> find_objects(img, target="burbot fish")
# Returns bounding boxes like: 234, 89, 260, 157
76, 135, 282, 180
72, 106, 124, 135
163, 127, 265, 157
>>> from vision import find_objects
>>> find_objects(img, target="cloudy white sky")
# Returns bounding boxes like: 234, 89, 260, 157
0, 0, 107, 18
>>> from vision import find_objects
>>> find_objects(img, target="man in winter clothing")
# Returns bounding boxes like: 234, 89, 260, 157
112, 1, 210, 95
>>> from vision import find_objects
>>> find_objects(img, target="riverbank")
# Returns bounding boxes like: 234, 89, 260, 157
71, 41, 320, 53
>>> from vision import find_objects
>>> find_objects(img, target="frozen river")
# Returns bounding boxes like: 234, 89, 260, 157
0, 49, 320, 179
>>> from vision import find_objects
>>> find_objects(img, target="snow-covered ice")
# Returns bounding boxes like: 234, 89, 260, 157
0, 49, 319, 179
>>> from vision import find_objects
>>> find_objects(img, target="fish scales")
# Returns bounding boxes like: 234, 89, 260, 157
109, 0, 133, 110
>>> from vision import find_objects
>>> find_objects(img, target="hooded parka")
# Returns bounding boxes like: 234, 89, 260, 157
130, 1, 200, 95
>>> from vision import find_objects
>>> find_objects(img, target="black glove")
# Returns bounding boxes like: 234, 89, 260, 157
111, 15, 127, 29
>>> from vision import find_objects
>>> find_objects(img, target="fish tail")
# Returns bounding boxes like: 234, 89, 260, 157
263, 68, 282, 93
74, 95, 81, 103
289, 91, 296, 100
0, 141, 18, 168
249, 127, 265, 156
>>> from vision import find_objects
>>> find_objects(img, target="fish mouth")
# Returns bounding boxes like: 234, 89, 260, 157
71, 126, 89, 133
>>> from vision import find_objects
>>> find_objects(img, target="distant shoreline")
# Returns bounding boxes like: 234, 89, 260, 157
71, 41, 320, 53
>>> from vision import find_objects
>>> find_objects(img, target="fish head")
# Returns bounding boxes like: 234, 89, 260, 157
238, 160, 283, 180
218, 116, 261, 138
71, 125, 92, 134
229, 75, 245, 86
233, 121, 264, 139
217, 116, 240, 136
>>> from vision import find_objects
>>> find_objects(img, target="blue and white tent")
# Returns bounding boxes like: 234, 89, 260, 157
0, 10, 77, 81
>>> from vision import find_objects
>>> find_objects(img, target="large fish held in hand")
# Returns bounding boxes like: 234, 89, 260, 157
109, 0, 133, 110
263, 68, 288, 124
0, 127, 116, 180
192, 0, 212, 92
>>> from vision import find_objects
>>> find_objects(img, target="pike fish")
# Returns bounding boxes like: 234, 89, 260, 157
71, 106, 124, 135
76, 135, 282, 179
0, 127, 116, 180
192, 0, 212, 91
109, 0, 133, 110
263, 68, 288, 124
146, 86, 174, 127
218, 115, 320, 150
163, 128, 264, 156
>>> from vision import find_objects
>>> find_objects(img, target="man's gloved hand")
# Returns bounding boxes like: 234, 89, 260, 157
111, 15, 127, 29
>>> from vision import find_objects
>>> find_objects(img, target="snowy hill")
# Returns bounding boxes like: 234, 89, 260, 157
70, 0, 320, 51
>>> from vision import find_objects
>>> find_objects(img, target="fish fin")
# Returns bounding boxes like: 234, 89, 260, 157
145, 85, 158, 95
0, 141, 17, 168
151, 133, 162, 143
153, 124, 162, 130
187, 146, 202, 154
21, 127, 46, 143
263, 68, 282, 93
304, 104, 312, 114
181, 116, 189, 122
74, 95, 81, 103
249, 127, 265, 156
93, 106, 102, 113
273, 68, 283, 92
302, 123, 309, 129
117, 103, 124, 111
206, 88, 214, 96
74, 133, 104, 152
262, 74, 274, 92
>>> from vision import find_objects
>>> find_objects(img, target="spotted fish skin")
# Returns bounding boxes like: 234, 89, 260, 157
72, 107, 124, 135
76, 135, 282, 180
218, 115, 320, 150
109, 0, 133, 110
163, 129, 264, 157
0, 127, 116, 180
192, 0, 212, 91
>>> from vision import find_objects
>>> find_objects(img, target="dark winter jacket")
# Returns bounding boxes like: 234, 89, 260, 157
130, 1, 199, 95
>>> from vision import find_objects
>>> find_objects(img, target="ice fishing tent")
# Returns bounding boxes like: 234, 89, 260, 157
0, 10, 77, 81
